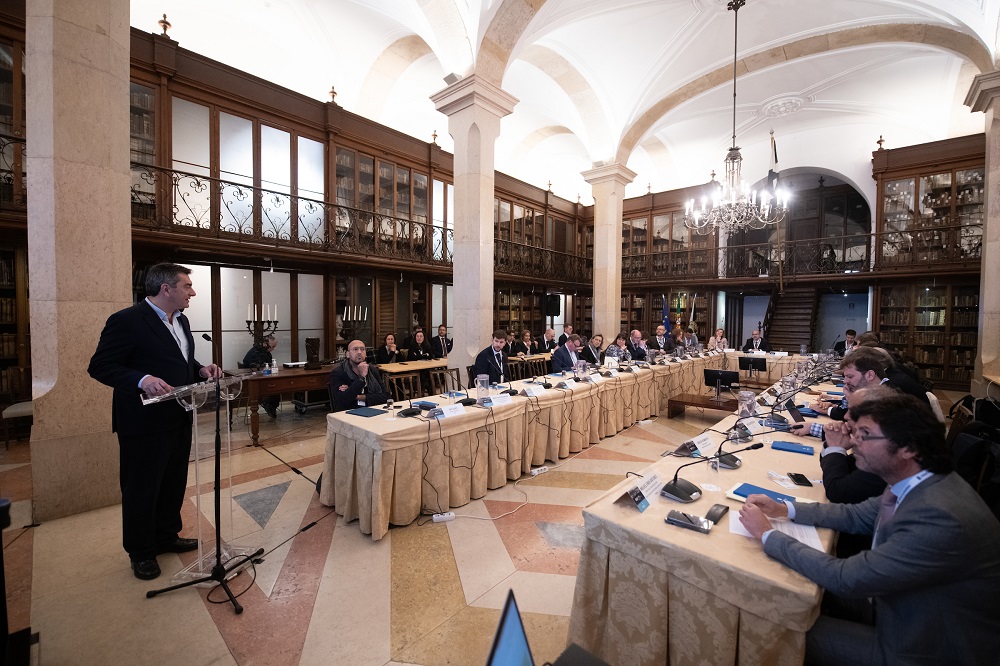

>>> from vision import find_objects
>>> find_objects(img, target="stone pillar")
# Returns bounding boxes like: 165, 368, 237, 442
965, 73, 1000, 396
27, 0, 132, 520
583, 164, 637, 342
431, 76, 517, 377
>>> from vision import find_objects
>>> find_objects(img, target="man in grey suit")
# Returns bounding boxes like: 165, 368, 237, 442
740, 393, 1000, 666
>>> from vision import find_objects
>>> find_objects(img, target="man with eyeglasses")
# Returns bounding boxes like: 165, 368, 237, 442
328, 339, 389, 412
739, 393, 1000, 666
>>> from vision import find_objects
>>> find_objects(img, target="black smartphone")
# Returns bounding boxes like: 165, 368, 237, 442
788, 472, 812, 487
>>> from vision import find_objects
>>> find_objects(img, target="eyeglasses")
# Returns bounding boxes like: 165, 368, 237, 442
850, 431, 890, 442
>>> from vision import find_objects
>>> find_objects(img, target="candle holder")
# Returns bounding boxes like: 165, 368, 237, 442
246, 318, 280, 346
339, 309, 370, 342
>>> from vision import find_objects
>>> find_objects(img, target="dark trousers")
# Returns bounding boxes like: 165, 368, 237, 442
118, 423, 192, 560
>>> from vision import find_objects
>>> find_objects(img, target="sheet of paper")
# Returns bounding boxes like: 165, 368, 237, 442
729, 513, 824, 550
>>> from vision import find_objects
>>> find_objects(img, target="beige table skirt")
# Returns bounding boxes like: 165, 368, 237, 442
320, 399, 527, 540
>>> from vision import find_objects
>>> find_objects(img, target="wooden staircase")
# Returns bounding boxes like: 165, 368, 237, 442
765, 287, 818, 352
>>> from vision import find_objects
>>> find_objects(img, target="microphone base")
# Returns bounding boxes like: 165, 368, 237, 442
659, 478, 702, 503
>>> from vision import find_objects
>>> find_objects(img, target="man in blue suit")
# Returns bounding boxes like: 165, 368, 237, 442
89, 263, 221, 580
473, 330, 510, 384
551, 334, 582, 373
739, 393, 1000, 665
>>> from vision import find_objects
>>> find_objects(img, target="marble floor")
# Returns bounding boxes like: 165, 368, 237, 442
2, 391, 959, 665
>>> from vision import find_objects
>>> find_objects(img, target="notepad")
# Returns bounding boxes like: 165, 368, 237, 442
726, 482, 800, 504
345, 407, 387, 417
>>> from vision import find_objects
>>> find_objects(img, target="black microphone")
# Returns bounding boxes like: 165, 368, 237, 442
661, 442, 764, 503
829, 334, 841, 355
201, 333, 221, 378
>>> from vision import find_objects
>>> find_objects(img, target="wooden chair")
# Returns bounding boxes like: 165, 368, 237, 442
386, 372, 423, 402
429, 367, 462, 395
466, 365, 478, 389
507, 358, 526, 381
525, 357, 548, 379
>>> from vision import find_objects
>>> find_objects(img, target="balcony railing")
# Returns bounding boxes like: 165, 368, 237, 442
130, 163, 453, 266
494, 239, 591, 283
0, 136, 26, 212
723, 234, 873, 279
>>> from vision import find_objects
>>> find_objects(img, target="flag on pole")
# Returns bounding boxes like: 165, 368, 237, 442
768, 130, 779, 194
690, 294, 697, 330
661, 294, 668, 327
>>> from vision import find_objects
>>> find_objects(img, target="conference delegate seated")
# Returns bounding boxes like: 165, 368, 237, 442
541, 328, 558, 352
604, 333, 631, 362
375, 333, 401, 365
406, 330, 433, 361
580, 334, 604, 365
680, 328, 699, 351
557, 324, 573, 347
328, 339, 390, 411
833, 328, 857, 356
626, 329, 648, 361
510, 329, 539, 356
706, 328, 729, 351
551, 334, 583, 373
473, 330, 511, 384
648, 325, 675, 354
429, 324, 452, 359
739, 394, 1000, 666
742, 329, 772, 352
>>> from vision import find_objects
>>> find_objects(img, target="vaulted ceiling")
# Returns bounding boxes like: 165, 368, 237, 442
130, 0, 998, 206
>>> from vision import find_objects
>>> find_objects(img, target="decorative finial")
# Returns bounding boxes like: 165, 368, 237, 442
432, 130, 438, 145
577, 193, 581, 203
547, 180, 552, 192
647, 183, 652, 195
158, 13, 171, 36
709, 170, 717, 181
329, 86, 337, 102
876, 134, 885, 150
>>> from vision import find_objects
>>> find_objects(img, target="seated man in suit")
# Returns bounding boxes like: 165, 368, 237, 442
648, 324, 675, 355
739, 393, 1000, 666
430, 324, 453, 359
814, 347, 929, 421
328, 339, 390, 412
557, 324, 573, 347
541, 328, 558, 352
473, 329, 510, 384
552, 334, 583, 373
626, 329, 648, 361
242, 334, 279, 417
580, 333, 604, 365
680, 327, 699, 351
742, 329, 772, 352
833, 328, 857, 356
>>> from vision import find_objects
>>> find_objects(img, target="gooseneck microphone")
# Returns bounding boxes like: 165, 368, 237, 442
660, 442, 764, 503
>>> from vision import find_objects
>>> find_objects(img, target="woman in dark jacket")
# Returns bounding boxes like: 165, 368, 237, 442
375, 333, 401, 364
407, 330, 433, 360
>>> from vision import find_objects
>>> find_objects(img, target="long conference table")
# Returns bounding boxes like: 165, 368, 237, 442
318, 351, 813, 540
567, 378, 838, 666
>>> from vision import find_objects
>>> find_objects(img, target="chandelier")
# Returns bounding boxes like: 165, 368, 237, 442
684, 0, 788, 235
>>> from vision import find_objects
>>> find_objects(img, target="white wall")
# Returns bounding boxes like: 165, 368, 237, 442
816, 292, 870, 351
741, 295, 770, 344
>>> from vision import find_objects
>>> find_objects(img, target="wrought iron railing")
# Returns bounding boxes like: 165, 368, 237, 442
130, 163, 453, 266
723, 234, 873, 278
0, 135, 26, 211
494, 239, 591, 283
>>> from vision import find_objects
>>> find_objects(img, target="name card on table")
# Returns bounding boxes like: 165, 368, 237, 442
772, 351, 789, 357
430, 403, 466, 419
738, 417, 767, 435
614, 473, 663, 512
520, 384, 546, 397
665, 432, 715, 458
486, 393, 513, 407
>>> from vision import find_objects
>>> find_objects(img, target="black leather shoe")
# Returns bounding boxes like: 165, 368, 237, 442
131, 558, 161, 580
158, 537, 199, 553
265, 405, 277, 418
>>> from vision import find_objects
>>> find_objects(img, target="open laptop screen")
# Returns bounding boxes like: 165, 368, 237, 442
486, 590, 535, 666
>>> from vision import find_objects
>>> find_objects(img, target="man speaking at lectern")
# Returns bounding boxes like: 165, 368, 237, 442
88, 263, 221, 581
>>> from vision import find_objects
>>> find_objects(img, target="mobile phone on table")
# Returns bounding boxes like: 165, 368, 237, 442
787, 472, 812, 487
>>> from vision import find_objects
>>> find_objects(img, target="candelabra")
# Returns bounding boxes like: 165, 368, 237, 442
339, 306, 369, 343
245, 317, 279, 346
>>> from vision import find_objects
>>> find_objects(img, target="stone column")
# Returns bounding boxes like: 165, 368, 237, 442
583, 164, 637, 342
431, 76, 517, 376
27, 0, 132, 520
965, 73, 1000, 396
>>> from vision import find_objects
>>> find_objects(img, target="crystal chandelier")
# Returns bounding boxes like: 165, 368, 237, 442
684, 0, 788, 235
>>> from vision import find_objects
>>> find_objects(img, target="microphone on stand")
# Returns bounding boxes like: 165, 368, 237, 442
660, 442, 764, 503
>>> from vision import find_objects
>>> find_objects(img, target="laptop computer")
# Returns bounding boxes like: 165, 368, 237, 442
486, 590, 534, 666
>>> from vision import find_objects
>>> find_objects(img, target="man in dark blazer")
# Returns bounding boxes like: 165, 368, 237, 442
832, 328, 857, 356
328, 339, 390, 411
551, 334, 582, 373
88, 263, 221, 580
429, 324, 453, 359
647, 324, 675, 354
557, 324, 573, 347
739, 394, 1000, 666
473, 330, 510, 384
626, 329, 648, 361
741, 329, 772, 352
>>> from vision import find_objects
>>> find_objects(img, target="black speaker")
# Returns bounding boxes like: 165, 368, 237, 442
545, 294, 561, 316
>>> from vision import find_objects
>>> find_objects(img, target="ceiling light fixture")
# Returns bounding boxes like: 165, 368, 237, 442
684, 0, 789, 235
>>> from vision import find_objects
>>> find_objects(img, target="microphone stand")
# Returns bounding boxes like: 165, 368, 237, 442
147, 334, 264, 614
661, 443, 765, 503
